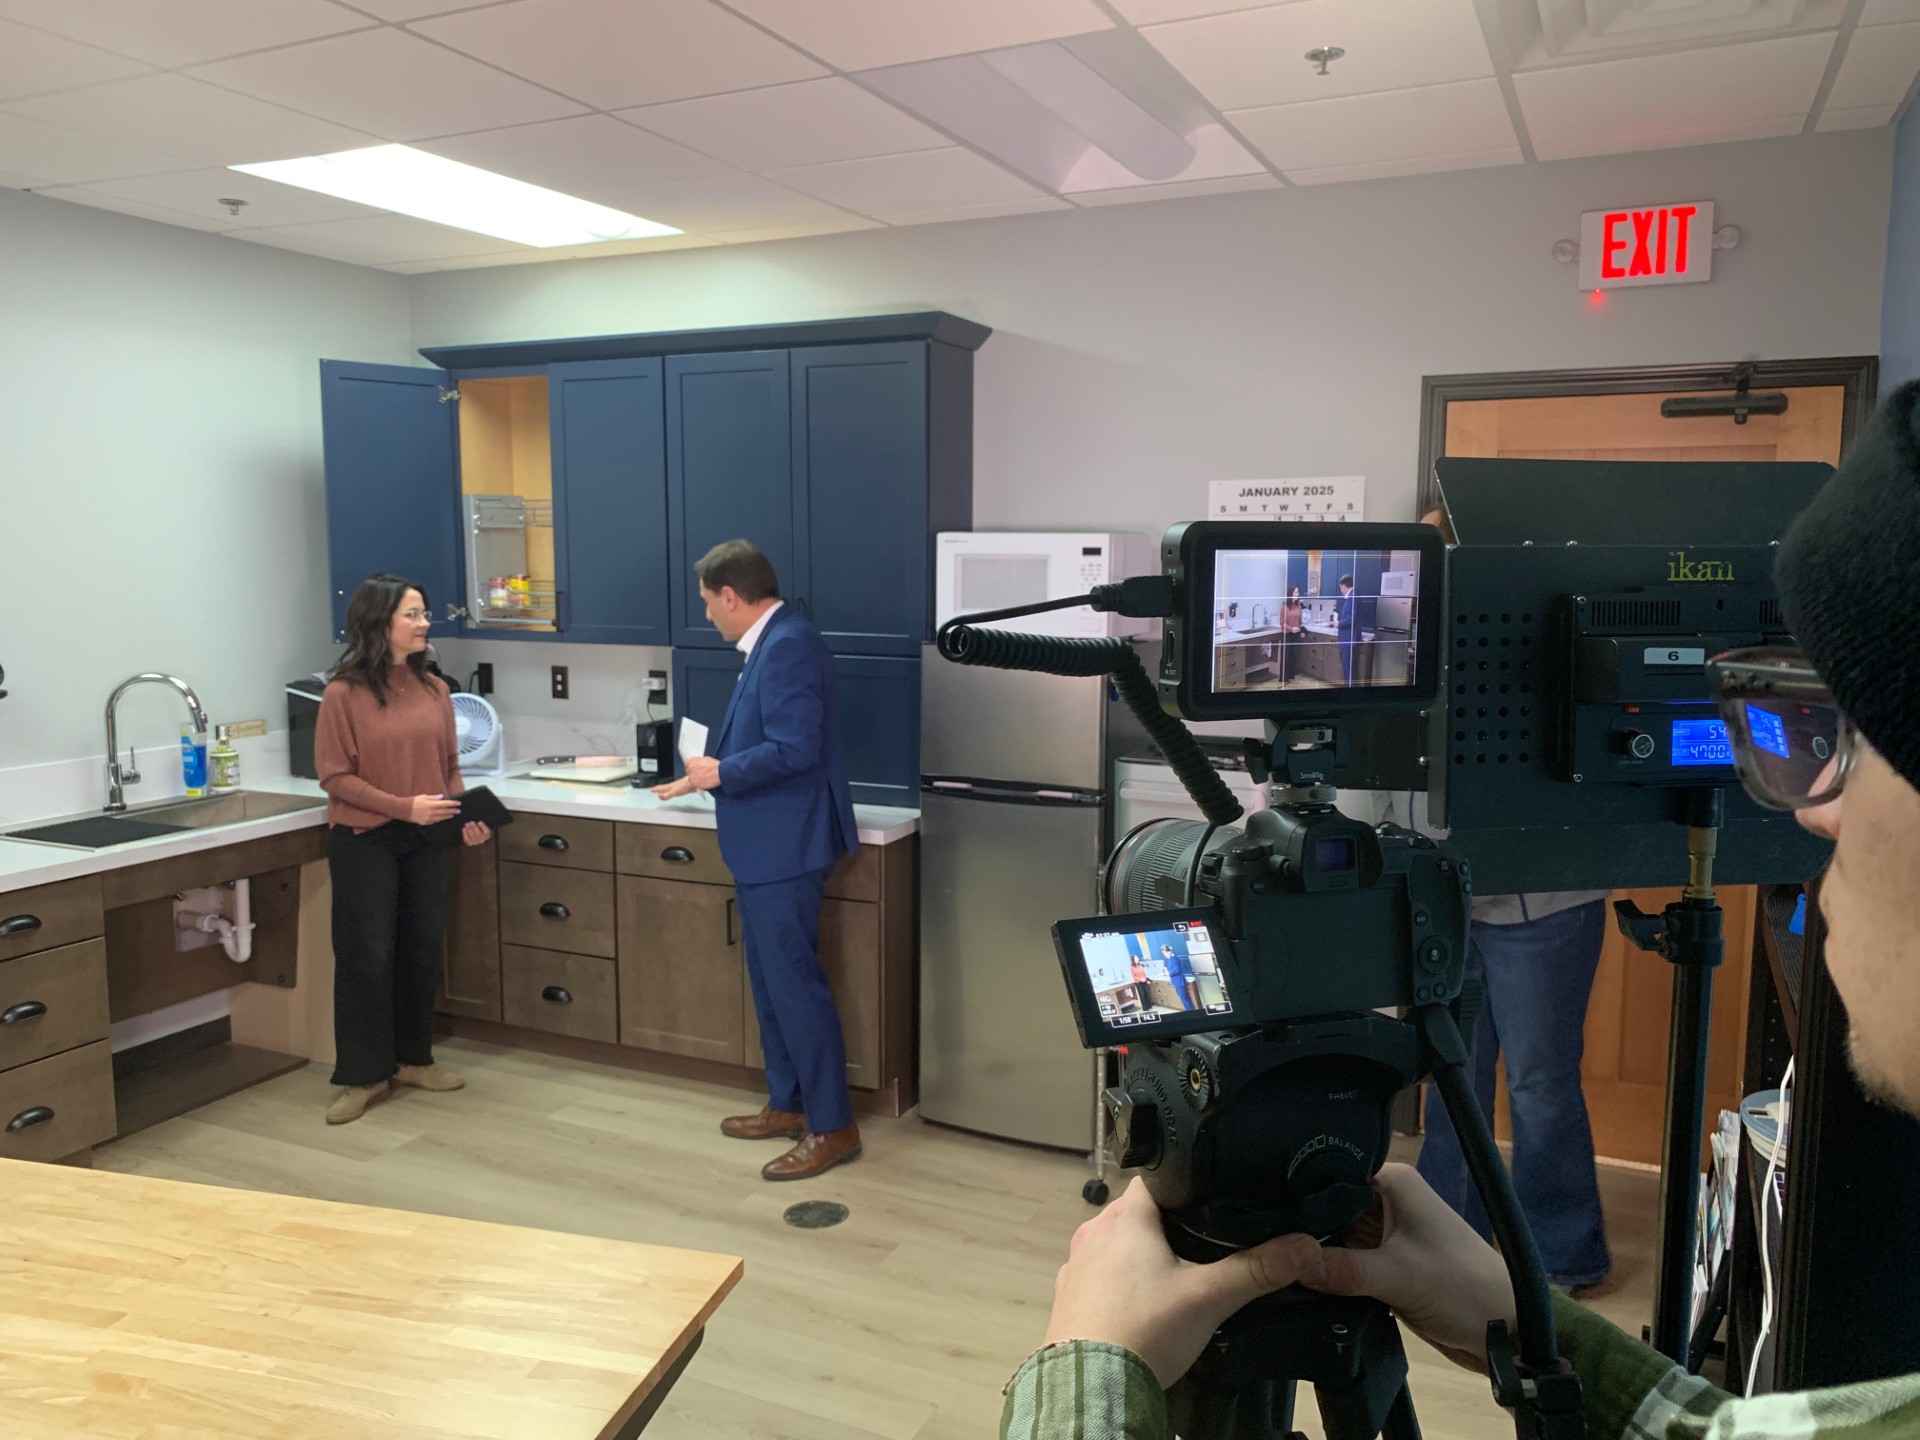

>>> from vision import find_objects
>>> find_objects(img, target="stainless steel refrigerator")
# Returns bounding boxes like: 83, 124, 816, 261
918, 645, 1148, 1150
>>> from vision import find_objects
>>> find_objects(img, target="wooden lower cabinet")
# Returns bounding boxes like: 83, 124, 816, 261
741, 897, 881, 1089
501, 945, 617, 1044
438, 839, 502, 1022
0, 1041, 116, 1163
614, 875, 744, 1064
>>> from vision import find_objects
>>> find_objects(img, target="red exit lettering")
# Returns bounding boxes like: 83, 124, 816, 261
1600, 204, 1699, 280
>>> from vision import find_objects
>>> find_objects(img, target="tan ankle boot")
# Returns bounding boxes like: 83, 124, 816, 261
326, 1081, 390, 1125
394, 1064, 464, 1092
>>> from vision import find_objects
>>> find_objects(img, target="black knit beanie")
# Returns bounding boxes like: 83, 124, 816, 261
1776, 379, 1920, 793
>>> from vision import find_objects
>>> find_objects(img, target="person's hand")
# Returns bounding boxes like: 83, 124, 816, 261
408, 794, 460, 825
1287, 1162, 1517, 1372
651, 777, 697, 801
1042, 1177, 1315, 1388
684, 755, 722, 791
461, 821, 491, 847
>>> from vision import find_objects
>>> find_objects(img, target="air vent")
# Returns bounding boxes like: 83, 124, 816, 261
1448, 610, 1538, 767
1591, 598, 1682, 630
1759, 599, 1784, 628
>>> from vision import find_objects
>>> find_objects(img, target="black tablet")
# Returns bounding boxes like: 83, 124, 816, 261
422, 785, 515, 848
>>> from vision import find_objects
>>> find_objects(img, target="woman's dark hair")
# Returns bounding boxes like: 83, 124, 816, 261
330, 574, 433, 705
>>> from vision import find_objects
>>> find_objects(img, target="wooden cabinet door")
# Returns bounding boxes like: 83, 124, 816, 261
741, 897, 881, 1090
616, 876, 742, 1063
437, 842, 501, 1022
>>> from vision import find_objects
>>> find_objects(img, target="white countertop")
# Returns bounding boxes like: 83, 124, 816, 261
0, 770, 918, 896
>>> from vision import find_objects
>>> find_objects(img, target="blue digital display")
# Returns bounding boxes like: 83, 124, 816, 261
1671, 717, 1733, 768
1746, 703, 1791, 759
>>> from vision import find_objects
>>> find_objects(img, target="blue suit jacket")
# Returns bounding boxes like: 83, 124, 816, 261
712, 605, 858, 885
1336, 594, 1356, 634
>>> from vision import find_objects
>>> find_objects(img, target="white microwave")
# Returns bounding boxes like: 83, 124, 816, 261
935, 531, 1155, 638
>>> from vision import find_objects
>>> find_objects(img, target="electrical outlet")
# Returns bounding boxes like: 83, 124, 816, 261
645, 670, 667, 694
550, 665, 569, 700
475, 662, 494, 696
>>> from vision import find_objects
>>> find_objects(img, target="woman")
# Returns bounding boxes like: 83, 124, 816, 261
314, 574, 491, 1125
1279, 585, 1306, 682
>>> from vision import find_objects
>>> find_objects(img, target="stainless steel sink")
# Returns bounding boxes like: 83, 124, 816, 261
0, 790, 325, 850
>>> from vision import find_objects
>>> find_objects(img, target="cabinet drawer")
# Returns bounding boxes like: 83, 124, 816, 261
0, 878, 105, 964
823, 846, 880, 903
500, 945, 617, 1043
616, 826, 732, 886
0, 1040, 116, 1162
498, 863, 616, 959
498, 814, 614, 873
0, 939, 110, 1073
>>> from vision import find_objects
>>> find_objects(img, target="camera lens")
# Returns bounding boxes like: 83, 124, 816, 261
1105, 818, 1241, 912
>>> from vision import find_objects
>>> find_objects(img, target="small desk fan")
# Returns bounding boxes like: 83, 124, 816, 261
451, 692, 506, 777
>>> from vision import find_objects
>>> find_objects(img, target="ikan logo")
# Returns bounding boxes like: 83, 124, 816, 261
1668, 551, 1735, 583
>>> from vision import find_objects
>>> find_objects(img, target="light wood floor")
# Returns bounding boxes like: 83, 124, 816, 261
95, 1038, 1662, 1440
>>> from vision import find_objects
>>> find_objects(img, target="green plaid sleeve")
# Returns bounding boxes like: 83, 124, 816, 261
1553, 1292, 1920, 1439
999, 1341, 1171, 1440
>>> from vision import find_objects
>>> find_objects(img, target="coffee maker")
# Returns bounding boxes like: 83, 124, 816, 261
635, 720, 675, 784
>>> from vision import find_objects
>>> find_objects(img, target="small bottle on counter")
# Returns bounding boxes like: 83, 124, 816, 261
488, 577, 510, 609
209, 724, 241, 794
180, 724, 209, 798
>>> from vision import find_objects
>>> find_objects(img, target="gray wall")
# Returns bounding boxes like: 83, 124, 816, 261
0, 189, 415, 772
414, 129, 1892, 549
1883, 103, 1920, 388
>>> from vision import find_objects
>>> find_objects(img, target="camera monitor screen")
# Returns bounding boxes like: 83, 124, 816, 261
1052, 910, 1238, 1047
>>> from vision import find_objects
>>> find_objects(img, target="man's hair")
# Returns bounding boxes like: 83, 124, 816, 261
1339, 574, 1354, 589
696, 540, 780, 603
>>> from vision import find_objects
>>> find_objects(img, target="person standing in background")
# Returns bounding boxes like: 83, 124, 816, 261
315, 574, 491, 1127
1335, 575, 1357, 684
652, 540, 863, 1181
1280, 585, 1306, 682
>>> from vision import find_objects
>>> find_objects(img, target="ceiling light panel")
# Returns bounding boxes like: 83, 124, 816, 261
421, 115, 736, 204
624, 78, 948, 172
413, 0, 825, 111
1140, 0, 1497, 112
0, 20, 148, 101
1823, 20, 1920, 109
0, 0, 371, 69
721, 0, 1115, 71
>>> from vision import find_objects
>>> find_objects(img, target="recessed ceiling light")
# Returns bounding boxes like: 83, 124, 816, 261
231, 144, 680, 248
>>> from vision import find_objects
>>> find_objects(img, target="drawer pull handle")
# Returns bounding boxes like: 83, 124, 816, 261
0, 1001, 47, 1026
541, 985, 573, 1005
726, 896, 737, 948
537, 834, 570, 851
661, 846, 694, 864
539, 902, 571, 920
0, 915, 42, 938
6, 1106, 53, 1133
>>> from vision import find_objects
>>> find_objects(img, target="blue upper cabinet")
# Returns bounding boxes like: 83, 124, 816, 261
319, 361, 461, 644
792, 344, 929, 657
550, 360, 669, 644
666, 351, 795, 648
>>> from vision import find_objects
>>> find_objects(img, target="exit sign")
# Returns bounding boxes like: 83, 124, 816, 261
1579, 200, 1714, 290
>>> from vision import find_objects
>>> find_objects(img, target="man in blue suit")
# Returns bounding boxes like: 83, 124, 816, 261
1335, 573, 1357, 685
651, 540, 862, 1181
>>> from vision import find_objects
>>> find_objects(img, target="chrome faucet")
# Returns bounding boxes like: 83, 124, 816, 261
1251, 603, 1271, 627
104, 673, 209, 812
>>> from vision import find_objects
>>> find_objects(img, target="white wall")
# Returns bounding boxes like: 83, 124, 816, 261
0, 190, 415, 799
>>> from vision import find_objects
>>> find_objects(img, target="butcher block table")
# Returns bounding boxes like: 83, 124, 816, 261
0, 1158, 741, 1439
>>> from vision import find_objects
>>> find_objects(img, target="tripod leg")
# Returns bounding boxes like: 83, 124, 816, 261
1381, 1385, 1422, 1440
1652, 958, 1714, 1363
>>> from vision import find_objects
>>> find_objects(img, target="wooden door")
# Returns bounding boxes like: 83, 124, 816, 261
615, 875, 743, 1063
437, 841, 501, 1023
741, 897, 882, 1091
1440, 384, 1845, 1165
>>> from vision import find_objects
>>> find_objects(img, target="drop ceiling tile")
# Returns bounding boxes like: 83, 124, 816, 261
414, 0, 824, 110
1109, 0, 1293, 21
1825, 21, 1920, 109
0, 0, 371, 68
1514, 32, 1834, 161
0, 110, 195, 183
723, 0, 1114, 70
2, 167, 48, 186
1060, 122, 1265, 193
878, 196, 1072, 225
709, 216, 887, 242
1284, 144, 1522, 185
383, 233, 724, 271
1815, 102, 1901, 130
236, 213, 532, 264
596, 171, 856, 231
191, 28, 587, 141
421, 115, 735, 210
74, 166, 390, 227
766, 147, 1043, 214
8, 74, 376, 166
1863, 0, 1920, 25
1228, 78, 1515, 171
37, 184, 241, 231
341, 0, 501, 17
1141, 0, 1494, 112
0, 19, 149, 102
1066, 171, 1280, 205
622, 78, 947, 171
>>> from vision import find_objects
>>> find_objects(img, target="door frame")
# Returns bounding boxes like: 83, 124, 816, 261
1415, 355, 1880, 515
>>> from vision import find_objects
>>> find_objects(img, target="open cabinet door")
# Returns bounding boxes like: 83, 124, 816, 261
319, 360, 460, 644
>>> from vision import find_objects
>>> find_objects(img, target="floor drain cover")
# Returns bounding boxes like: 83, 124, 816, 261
783, 1200, 849, 1229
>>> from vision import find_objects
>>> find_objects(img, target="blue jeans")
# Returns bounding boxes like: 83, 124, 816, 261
1417, 900, 1612, 1288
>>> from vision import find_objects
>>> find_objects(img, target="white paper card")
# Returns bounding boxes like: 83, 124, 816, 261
678, 718, 709, 766
1208, 476, 1365, 522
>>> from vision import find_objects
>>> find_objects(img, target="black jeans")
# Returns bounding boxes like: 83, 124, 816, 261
328, 823, 450, 1087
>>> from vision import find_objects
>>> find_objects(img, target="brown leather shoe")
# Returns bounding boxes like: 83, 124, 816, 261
721, 1107, 807, 1141
762, 1124, 862, 1181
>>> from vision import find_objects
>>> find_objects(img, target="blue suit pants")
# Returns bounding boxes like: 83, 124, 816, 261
735, 868, 854, 1134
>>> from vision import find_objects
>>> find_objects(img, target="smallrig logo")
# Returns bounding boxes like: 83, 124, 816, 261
1668, 551, 1735, 583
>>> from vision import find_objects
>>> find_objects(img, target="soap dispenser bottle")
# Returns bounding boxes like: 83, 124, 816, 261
210, 725, 241, 794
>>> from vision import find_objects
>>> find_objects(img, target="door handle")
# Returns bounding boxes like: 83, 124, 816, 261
0, 1001, 47, 1026
661, 846, 694, 864
540, 985, 572, 1005
537, 834, 570, 851
538, 902, 571, 920
725, 897, 737, 947
0, 915, 42, 938
6, 1106, 53, 1133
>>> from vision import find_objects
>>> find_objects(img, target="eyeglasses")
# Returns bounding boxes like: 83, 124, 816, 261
1705, 646, 1853, 811
397, 609, 432, 623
